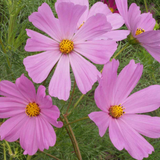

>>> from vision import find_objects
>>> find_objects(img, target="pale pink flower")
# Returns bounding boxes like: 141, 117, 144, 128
55, 0, 130, 41
89, 59, 160, 160
0, 74, 63, 155
115, 0, 160, 62
24, 2, 118, 100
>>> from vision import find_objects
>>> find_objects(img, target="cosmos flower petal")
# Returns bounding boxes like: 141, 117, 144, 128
55, 0, 89, 27
106, 13, 124, 30
28, 3, 61, 41
69, 52, 100, 94
56, 2, 87, 39
0, 97, 25, 118
23, 51, 61, 83
95, 59, 119, 111
16, 74, 36, 102
0, 113, 27, 142
115, 0, 130, 29
109, 119, 126, 150
0, 80, 27, 102
74, 40, 117, 64
119, 119, 154, 160
49, 54, 71, 100
73, 13, 112, 42
121, 114, 160, 138
88, 2, 111, 18
113, 60, 143, 105
127, 3, 141, 35
25, 29, 58, 52
20, 118, 38, 155
136, 12, 156, 33
88, 111, 110, 137
99, 30, 130, 41
36, 85, 53, 108
41, 105, 63, 128
123, 85, 160, 113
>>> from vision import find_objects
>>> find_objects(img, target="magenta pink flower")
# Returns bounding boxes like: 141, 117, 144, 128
24, 2, 118, 100
56, 0, 130, 41
115, 0, 160, 62
89, 59, 160, 160
101, 0, 119, 13
0, 74, 63, 155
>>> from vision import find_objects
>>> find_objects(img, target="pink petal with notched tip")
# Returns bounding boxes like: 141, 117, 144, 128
25, 29, 58, 52
49, 54, 71, 101
36, 85, 53, 108
94, 59, 119, 111
118, 118, 154, 160
88, 111, 110, 137
122, 85, 160, 114
56, 2, 86, 39
74, 40, 117, 64
73, 13, 112, 42
16, 74, 36, 103
23, 50, 62, 83
29, 3, 61, 41
69, 52, 100, 94
41, 105, 63, 128
121, 114, 160, 138
113, 60, 143, 105
106, 13, 124, 30
55, 0, 89, 27
99, 30, 130, 41
0, 113, 27, 142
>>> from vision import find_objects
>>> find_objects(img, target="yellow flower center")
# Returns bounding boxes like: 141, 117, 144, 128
25, 102, 40, 117
135, 28, 145, 36
109, 104, 125, 119
109, 7, 114, 13
59, 39, 74, 54
78, 21, 85, 29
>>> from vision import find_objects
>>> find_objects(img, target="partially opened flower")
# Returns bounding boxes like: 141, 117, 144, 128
24, 2, 118, 100
101, 0, 119, 13
55, 0, 130, 41
115, 0, 160, 62
0, 74, 63, 155
89, 59, 160, 160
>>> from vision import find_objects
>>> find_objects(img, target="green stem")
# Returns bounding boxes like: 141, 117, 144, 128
3, 142, 6, 160
144, 0, 148, 12
59, 116, 78, 156
4, 140, 13, 157
63, 116, 82, 160
68, 94, 85, 116
62, 117, 89, 128
39, 151, 61, 160
66, 80, 76, 115
111, 43, 130, 61
26, 155, 32, 160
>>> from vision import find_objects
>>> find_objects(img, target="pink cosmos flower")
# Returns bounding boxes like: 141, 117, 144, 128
24, 2, 118, 101
55, 0, 130, 41
89, 59, 160, 160
115, 0, 160, 62
101, 0, 119, 13
0, 74, 63, 155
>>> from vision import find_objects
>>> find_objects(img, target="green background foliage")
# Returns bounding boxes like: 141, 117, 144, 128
0, 0, 160, 159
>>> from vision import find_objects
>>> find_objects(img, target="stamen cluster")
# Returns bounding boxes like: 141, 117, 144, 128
109, 104, 125, 118
25, 102, 40, 117
59, 39, 74, 54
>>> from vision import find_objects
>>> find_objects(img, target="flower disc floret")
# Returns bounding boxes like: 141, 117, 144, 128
109, 104, 125, 118
59, 39, 74, 54
135, 28, 145, 36
25, 102, 40, 117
